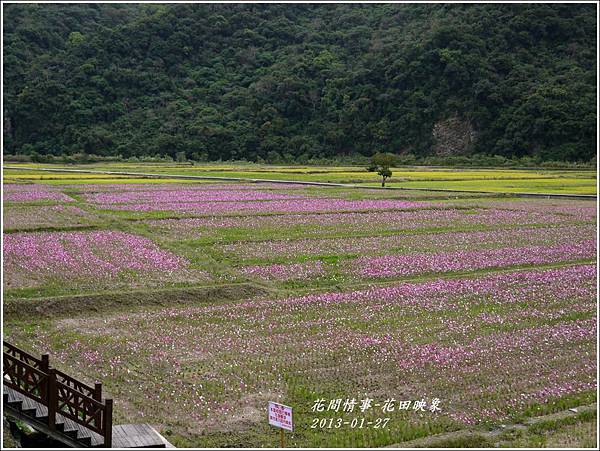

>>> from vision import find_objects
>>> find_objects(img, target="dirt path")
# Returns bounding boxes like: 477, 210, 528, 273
385, 403, 597, 448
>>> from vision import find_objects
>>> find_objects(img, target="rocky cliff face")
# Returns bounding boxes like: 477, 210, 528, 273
432, 116, 477, 156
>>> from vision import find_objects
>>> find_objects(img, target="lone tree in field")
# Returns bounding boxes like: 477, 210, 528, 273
367, 152, 398, 187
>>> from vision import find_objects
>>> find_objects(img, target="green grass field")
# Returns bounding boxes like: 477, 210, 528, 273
3, 162, 597, 194
2, 167, 597, 447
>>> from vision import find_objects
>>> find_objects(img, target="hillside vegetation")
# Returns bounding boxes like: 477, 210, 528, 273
3, 3, 597, 163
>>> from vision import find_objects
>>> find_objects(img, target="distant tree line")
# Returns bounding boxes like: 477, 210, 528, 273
3, 3, 597, 164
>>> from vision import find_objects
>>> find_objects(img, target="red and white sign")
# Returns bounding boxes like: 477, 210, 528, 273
268, 401, 293, 431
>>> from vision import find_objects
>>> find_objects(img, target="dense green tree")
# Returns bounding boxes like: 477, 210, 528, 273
3, 3, 597, 163
367, 152, 399, 187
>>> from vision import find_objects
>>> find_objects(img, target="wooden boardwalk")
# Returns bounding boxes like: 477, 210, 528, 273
4, 385, 105, 447
113, 424, 171, 448
3, 342, 170, 448
5, 386, 168, 447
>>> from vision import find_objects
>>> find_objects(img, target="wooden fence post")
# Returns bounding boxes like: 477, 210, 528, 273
93, 382, 102, 428
104, 399, 113, 448
40, 354, 49, 402
47, 369, 57, 431
40, 354, 49, 372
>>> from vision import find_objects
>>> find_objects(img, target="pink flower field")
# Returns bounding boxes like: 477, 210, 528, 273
223, 224, 595, 261
3, 205, 100, 230
9, 264, 594, 443
3, 230, 208, 289
3, 183, 75, 202
2, 180, 597, 447
142, 205, 591, 240
348, 240, 596, 279
59, 182, 309, 192
97, 198, 434, 214
82, 188, 307, 204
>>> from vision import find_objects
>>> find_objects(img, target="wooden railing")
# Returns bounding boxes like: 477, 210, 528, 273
3, 341, 112, 447
3, 341, 48, 371
3, 353, 49, 404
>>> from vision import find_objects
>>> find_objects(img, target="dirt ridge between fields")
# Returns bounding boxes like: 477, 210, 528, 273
3, 283, 269, 320
5, 260, 594, 321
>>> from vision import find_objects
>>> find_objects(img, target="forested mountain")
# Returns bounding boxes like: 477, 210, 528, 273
3, 3, 597, 163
